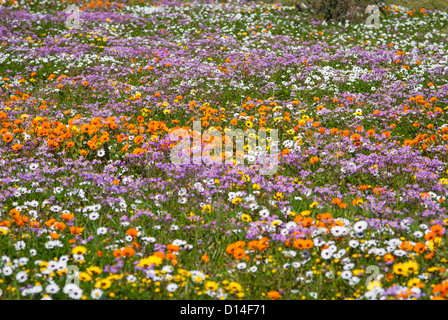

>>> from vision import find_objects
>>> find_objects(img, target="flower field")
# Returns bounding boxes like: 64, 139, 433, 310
1, 0, 448, 300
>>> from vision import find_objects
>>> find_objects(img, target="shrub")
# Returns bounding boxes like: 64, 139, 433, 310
295, 0, 385, 23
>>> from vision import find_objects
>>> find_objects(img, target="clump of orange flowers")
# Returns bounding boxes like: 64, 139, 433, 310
226, 241, 247, 260
113, 246, 135, 258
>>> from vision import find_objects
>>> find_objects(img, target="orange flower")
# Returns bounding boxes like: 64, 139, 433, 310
113, 249, 123, 258
154, 251, 165, 260
424, 232, 436, 241
166, 252, 177, 261
2, 133, 13, 143
331, 198, 342, 205
309, 156, 319, 164
399, 241, 413, 251
293, 239, 304, 250
134, 135, 143, 145
425, 252, 434, 259
126, 228, 139, 238
97, 250, 103, 257
49, 232, 60, 240
45, 218, 56, 227
431, 224, 443, 237
48, 140, 59, 149
167, 244, 180, 252
301, 217, 314, 227
268, 291, 281, 300
70, 226, 83, 234
226, 243, 237, 255
414, 243, 427, 254
303, 239, 313, 249
122, 246, 135, 257
12, 144, 22, 151
55, 222, 66, 231
233, 248, 246, 259
384, 253, 394, 263
201, 254, 209, 262
235, 241, 245, 249
66, 141, 75, 149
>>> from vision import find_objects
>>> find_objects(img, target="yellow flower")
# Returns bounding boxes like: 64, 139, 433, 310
393, 262, 406, 276
231, 197, 242, 205
427, 267, 441, 272
72, 246, 87, 255
405, 261, 419, 275
0, 228, 8, 235
227, 282, 242, 293
163, 109, 170, 115
274, 192, 284, 200
271, 219, 281, 227
245, 120, 253, 128
86, 266, 102, 276
202, 204, 212, 213
107, 274, 124, 281
95, 279, 112, 289
79, 272, 92, 282
241, 214, 252, 222
137, 255, 163, 268
309, 202, 319, 208
300, 210, 311, 216
205, 281, 219, 291
407, 278, 424, 288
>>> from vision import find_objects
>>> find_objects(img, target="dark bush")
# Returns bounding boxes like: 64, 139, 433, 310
296, 0, 386, 23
